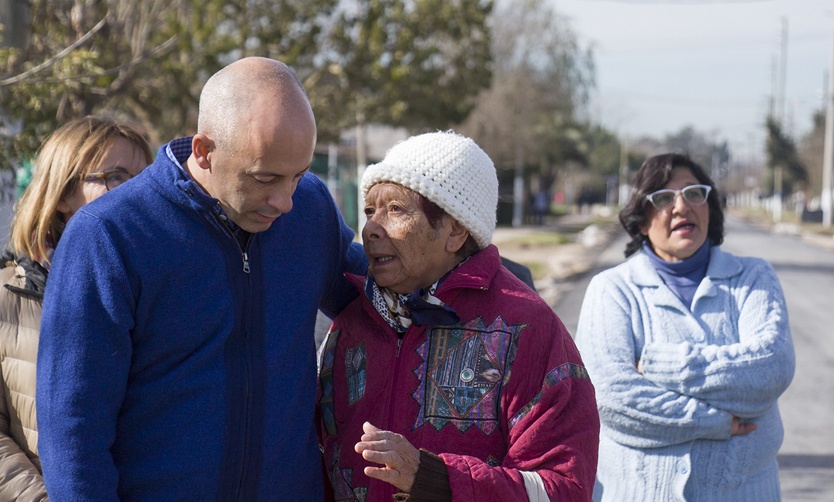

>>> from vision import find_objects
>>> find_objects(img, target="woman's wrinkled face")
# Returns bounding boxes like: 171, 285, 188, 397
58, 137, 149, 220
362, 183, 458, 294
641, 167, 710, 262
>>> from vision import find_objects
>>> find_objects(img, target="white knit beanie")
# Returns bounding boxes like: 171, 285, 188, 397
361, 131, 498, 249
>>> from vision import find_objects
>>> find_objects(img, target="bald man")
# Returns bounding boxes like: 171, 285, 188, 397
37, 58, 367, 500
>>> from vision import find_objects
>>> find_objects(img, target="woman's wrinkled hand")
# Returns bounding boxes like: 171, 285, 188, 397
731, 416, 758, 436
355, 421, 420, 493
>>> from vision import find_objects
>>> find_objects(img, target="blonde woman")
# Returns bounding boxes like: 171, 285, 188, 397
0, 116, 151, 500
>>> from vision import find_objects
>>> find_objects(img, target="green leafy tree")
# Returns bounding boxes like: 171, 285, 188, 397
0, 0, 336, 165
798, 110, 824, 199
765, 116, 808, 196
576, 124, 621, 203
307, 0, 493, 144
0, 0, 183, 163
140, 0, 336, 144
585, 126, 621, 179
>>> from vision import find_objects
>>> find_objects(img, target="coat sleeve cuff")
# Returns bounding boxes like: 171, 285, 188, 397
393, 449, 452, 501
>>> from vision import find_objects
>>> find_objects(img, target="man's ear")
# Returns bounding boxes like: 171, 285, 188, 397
445, 219, 470, 254
191, 134, 215, 171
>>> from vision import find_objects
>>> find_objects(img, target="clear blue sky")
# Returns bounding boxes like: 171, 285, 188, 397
553, 0, 833, 159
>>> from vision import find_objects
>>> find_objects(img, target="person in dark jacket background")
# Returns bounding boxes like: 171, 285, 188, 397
0, 116, 151, 501
36, 57, 367, 500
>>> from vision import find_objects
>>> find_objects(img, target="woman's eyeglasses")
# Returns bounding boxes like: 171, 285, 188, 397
645, 184, 711, 211
83, 168, 134, 191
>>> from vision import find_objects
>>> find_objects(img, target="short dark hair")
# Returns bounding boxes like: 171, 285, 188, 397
417, 193, 480, 259
619, 153, 724, 257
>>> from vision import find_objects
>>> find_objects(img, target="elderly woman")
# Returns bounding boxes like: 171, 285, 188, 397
576, 153, 795, 501
317, 131, 599, 501
0, 116, 151, 500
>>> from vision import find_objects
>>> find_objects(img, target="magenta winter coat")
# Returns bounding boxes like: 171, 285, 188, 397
318, 245, 599, 501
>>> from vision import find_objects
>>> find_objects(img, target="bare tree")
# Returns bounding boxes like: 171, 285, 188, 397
459, 0, 593, 223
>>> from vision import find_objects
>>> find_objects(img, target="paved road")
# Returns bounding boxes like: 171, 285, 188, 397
554, 216, 834, 501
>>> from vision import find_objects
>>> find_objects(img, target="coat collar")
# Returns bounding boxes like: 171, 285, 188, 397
629, 245, 744, 310
1, 249, 48, 299
144, 137, 219, 213
345, 243, 501, 298
630, 245, 742, 285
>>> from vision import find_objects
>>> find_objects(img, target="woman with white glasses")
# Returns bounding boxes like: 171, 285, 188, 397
576, 153, 794, 502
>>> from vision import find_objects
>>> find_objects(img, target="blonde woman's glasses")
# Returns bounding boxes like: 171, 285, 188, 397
84, 168, 133, 191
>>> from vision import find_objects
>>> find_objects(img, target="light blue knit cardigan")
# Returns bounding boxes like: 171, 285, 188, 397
576, 246, 795, 502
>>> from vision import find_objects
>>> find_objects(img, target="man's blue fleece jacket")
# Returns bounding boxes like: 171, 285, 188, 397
37, 139, 367, 501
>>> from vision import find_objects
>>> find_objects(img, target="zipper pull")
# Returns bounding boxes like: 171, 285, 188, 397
242, 252, 250, 274
396, 337, 403, 357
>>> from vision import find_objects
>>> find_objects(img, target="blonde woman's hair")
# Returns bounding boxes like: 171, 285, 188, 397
8, 116, 153, 264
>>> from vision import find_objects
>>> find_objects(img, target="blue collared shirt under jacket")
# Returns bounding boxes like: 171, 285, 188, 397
36, 138, 367, 501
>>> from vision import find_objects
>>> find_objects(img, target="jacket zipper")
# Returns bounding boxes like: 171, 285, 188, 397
239, 233, 252, 273
218, 215, 252, 274
184, 193, 256, 497
384, 332, 407, 501
237, 233, 253, 499
387, 332, 406, 428
242, 251, 250, 273
217, 215, 254, 499
236, 328, 252, 500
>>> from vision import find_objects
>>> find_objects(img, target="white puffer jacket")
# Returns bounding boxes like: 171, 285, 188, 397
0, 257, 49, 501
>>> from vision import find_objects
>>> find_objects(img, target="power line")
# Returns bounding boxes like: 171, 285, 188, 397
579, 0, 774, 4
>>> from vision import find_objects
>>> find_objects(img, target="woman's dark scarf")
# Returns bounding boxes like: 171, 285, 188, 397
364, 270, 461, 333
1, 248, 49, 299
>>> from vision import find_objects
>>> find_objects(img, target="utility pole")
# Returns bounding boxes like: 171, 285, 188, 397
327, 142, 338, 200
822, 4, 834, 228
355, 112, 367, 240
778, 17, 789, 127
512, 143, 524, 227
618, 136, 630, 206
772, 17, 788, 223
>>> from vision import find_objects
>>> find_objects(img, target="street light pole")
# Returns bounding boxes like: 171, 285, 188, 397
822, 3, 834, 228
618, 136, 630, 207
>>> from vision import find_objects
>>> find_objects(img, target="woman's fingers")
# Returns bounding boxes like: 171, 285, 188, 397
354, 425, 421, 492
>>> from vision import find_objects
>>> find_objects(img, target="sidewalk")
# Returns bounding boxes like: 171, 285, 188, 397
492, 212, 622, 308
731, 209, 834, 253
495, 209, 834, 312
779, 224, 834, 252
